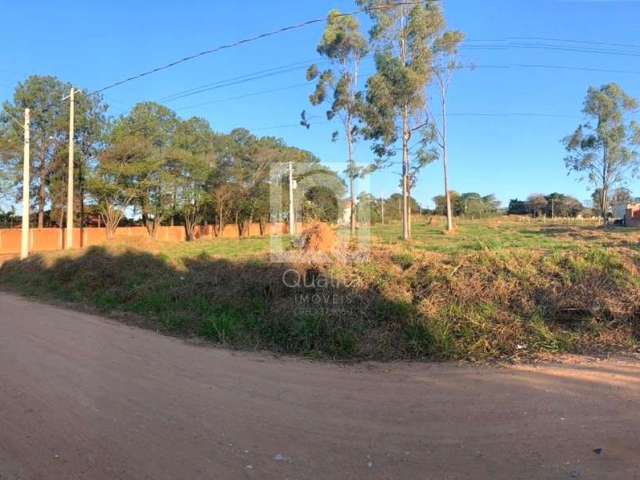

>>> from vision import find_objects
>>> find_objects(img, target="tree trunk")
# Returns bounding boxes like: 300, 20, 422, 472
37, 180, 45, 228
347, 109, 357, 236
400, 7, 410, 241
402, 106, 410, 241
601, 143, 609, 225
79, 159, 85, 247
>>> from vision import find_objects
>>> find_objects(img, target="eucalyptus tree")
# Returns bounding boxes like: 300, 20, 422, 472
564, 83, 640, 223
304, 9, 369, 235
428, 29, 465, 231
357, 0, 444, 240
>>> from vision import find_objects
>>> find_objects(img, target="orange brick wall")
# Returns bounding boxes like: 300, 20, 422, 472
0, 223, 294, 255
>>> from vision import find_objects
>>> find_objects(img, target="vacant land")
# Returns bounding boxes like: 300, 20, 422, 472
1, 218, 639, 361
376, 217, 639, 253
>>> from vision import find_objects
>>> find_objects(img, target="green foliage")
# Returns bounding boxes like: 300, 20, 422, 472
507, 194, 583, 218
303, 186, 340, 222
564, 83, 640, 221
199, 306, 244, 343
305, 9, 371, 233
378, 193, 421, 222
390, 252, 415, 270
358, 1, 448, 150
433, 191, 501, 218
2, 219, 639, 361
507, 199, 529, 215
1, 75, 108, 227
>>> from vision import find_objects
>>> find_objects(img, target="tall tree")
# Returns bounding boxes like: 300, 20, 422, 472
358, 0, 443, 240
610, 186, 633, 208
1, 76, 69, 227
1, 76, 108, 229
216, 129, 280, 236
304, 10, 369, 235
564, 83, 640, 223
428, 29, 465, 231
0, 131, 20, 212
74, 91, 109, 229
108, 102, 179, 237
527, 194, 548, 217
88, 139, 141, 240
168, 117, 215, 241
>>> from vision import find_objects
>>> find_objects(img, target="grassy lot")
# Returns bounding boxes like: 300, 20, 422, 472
373, 217, 639, 254
159, 236, 276, 263
1, 218, 639, 361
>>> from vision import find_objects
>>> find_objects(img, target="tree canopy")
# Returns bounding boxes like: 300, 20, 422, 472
564, 83, 640, 222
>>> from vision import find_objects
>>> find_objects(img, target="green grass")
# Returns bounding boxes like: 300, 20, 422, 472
372, 218, 639, 255
159, 236, 279, 264
154, 218, 638, 261
1, 217, 638, 361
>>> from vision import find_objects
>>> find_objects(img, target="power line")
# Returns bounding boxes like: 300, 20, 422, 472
133, 62, 640, 115
173, 82, 311, 112
471, 63, 640, 76
171, 67, 378, 113
449, 112, 577, 119
468, 36, 640, 51
252, 115, 327, 132
0, 110, 26, 131
463, 41, 640, 58
87, 2, 423, 96
159, 59, 324, 103
252, 110, 578, 135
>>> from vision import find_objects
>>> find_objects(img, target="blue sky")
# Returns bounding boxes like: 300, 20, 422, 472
2, 0, 640, 209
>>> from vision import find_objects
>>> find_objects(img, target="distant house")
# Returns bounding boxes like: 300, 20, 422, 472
612, 203, 628, 221
625, 204, 640, 227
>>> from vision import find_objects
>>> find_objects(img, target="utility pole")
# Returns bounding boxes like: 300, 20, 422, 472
288, 161, 295, 236
20, 109, 30, 260
380, 196, 385, 225
66, 88, 75, 250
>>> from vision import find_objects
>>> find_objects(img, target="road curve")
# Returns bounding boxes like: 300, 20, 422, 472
0, 291, 639, 480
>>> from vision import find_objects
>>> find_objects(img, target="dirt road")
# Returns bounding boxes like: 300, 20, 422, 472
0, 292, 639, 479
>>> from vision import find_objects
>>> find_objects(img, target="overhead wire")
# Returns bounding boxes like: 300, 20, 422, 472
86, 2, 425, 96
462, 39, 640, 58
159, 58, 325, 103
0, 110, 26, 131
173, 82, 311, 112
468, 36, 640, 51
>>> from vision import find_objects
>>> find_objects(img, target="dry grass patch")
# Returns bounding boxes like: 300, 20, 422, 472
1, 219, 639, 361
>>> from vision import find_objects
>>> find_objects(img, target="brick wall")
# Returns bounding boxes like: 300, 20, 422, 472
0, 223, 293, 255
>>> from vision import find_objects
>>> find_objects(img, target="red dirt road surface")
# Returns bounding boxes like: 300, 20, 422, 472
1, 291, 639, 480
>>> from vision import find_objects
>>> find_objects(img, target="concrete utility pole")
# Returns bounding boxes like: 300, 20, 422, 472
66, 88, 75, 250
288, 161, 295, 236
20, 109, 30, 260
380, 196, 385, 225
